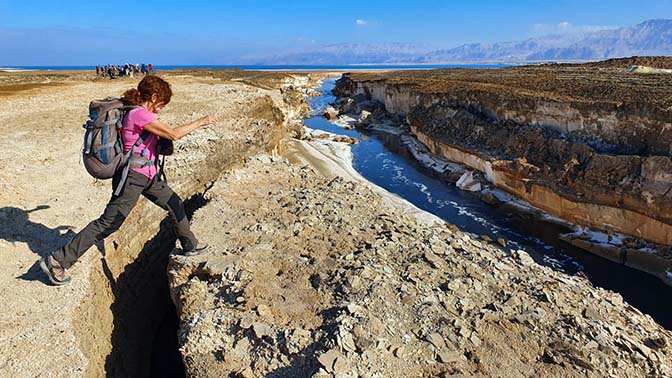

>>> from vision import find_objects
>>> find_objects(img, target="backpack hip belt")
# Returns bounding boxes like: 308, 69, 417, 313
128, 155, 155, 168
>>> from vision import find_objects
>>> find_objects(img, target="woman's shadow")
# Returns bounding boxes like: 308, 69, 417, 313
0, 205, 75, 282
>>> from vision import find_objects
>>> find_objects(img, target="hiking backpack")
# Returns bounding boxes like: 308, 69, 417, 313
81, 97, 150, 194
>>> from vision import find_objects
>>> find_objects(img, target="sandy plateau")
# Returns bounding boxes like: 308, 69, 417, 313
0, 69, 318, 377
0, 67, 671, 378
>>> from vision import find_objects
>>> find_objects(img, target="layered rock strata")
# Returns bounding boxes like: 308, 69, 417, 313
333, 61, 672, 280
168, 156, 672, 378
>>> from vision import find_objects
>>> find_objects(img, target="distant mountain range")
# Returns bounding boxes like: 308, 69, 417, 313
252, 19, 672, 64
252, 42, 436, 65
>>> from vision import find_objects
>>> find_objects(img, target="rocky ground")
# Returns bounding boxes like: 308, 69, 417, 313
168, 156, 672, 378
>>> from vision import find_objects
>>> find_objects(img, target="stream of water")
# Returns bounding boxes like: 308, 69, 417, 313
306, 78, 672, 330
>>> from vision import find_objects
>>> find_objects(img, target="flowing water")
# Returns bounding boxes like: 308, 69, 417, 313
306, 78, 672, 330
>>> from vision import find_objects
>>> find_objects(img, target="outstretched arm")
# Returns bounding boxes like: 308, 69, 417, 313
143, 115, 216, 141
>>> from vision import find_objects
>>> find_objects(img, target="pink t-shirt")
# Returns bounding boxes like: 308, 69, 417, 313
123, 107, 158, 179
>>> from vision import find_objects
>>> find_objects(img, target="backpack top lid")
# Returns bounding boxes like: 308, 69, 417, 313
88, 97, 124, 126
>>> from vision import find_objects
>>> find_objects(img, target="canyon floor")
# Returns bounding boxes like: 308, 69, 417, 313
0, 67, 671, 378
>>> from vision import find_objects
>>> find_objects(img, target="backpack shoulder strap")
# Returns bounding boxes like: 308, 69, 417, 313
119, 105, 142, 122
113, 130, 152, 196
133, 130, 151, 149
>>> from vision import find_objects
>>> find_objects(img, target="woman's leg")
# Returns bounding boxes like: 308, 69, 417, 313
142, 177, 199, 251
53, 173, 148, 268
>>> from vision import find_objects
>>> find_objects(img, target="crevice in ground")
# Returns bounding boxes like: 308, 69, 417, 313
102, 188, 214, 378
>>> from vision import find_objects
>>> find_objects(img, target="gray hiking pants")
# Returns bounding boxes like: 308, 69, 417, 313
53, 171, 197, 268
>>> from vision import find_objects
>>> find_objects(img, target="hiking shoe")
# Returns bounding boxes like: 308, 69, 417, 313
39, 255, 72, 286
184, 243, 209, 257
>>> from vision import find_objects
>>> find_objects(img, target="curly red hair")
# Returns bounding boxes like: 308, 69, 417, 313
120, 75, 172, 106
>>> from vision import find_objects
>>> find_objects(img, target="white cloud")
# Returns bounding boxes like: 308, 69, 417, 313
355, 19, 367, 26
296, 37, 317, 44
532, 21, 615, 36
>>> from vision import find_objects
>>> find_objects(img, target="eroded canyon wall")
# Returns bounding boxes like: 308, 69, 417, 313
334, 64, 672, 253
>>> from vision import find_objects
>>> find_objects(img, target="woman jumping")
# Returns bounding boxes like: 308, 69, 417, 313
41, 75, 215, 285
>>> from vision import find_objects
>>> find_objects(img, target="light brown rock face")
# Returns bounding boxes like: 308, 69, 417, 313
168, 157, 672, 378
332, 61, 672, 280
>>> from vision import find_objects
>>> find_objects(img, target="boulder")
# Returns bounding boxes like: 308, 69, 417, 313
323, 106, 339, 120
356, 110, 373, 128
333, 136, 359, 144
456, 171, 482, 192
318, 349, 346, 373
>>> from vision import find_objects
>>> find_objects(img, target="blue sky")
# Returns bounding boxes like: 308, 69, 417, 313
1, 0, 670, 65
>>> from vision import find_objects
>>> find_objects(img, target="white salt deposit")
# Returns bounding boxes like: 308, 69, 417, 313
564, 228, 627, 247
331, 115, 357, 129
400, 134, 464, 174
292, 126, 443, 225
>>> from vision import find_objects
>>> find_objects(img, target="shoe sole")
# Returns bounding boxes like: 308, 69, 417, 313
184, 247, 209, 257
39, 257, 72, 286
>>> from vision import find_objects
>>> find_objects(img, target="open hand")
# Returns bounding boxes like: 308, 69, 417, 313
199, 115, 217, 127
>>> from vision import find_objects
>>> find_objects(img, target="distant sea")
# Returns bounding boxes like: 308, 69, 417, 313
0, 64, 508, 72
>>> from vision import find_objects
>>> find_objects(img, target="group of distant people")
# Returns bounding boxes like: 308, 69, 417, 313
95, 63, 154, 79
